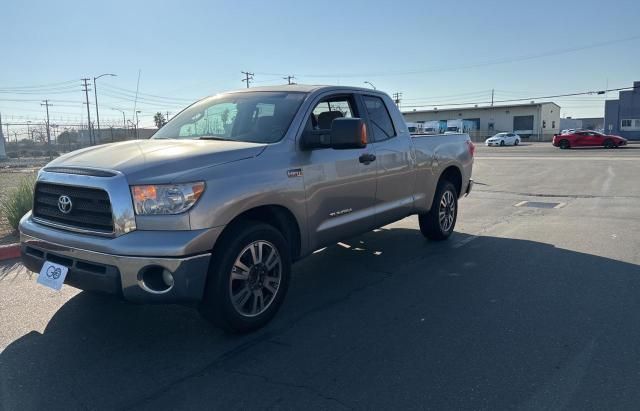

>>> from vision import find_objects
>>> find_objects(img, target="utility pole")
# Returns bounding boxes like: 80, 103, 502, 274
491, 89, 494, 106
81, 78, 93, 145
392, 92, 403, 108
283, 75, 295, 85
166, 111, 171, 123
41, 100, 53, 160
241, 71, 254, 88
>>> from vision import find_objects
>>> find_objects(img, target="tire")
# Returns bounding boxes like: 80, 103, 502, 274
419, 180, 458, 241
500, 140, 505, 146
604, 139, 614, 149
198, 221, 291, 333
559, 139, 570, 149
514, 139, 519, 146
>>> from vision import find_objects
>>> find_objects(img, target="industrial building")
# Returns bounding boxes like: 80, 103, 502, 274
403, 102, 561, 141
604, 81, 640, 140
559, 117, 604, 132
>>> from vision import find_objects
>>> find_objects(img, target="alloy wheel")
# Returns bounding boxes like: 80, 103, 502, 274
438, 190, 456, 232
229, 240, 282, 317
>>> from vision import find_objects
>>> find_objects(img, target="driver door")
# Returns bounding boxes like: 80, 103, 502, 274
299, 93, 378, 250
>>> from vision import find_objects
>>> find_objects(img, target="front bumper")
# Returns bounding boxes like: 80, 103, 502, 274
19, 214, 222, 303
485, 141, 500, 146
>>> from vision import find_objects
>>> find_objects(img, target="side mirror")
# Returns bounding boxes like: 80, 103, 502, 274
301, 117, 368, 150
330, 118, 367, 149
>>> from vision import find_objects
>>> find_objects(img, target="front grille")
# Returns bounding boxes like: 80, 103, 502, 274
33, 182, 114, 233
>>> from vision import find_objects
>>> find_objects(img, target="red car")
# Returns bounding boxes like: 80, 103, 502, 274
552, 130, 628, 149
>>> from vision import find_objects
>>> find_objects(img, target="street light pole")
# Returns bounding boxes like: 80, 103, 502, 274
111, 108, 126, 130
364, 81, 377, 90
93, 73, 117, 144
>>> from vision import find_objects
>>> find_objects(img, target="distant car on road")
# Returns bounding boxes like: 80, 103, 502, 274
552, 130, 628, 149
485, 132, 521, 146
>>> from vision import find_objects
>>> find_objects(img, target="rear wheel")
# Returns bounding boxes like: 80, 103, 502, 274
419, 180, 458, 241
514, 139, 519, 146
604, 139, 614, 149
199, 221, 291, 333
559, 139, 570, 149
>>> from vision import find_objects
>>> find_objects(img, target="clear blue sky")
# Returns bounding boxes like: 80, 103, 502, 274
1, 0, 639, 130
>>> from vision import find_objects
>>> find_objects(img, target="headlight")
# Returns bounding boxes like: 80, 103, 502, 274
131, 182, 205, 215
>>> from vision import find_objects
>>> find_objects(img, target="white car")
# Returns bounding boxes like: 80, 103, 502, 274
485, 132, 521, 146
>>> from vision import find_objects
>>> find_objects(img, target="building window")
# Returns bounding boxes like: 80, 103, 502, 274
552, 121, 556, 128
621, 119, 640, 131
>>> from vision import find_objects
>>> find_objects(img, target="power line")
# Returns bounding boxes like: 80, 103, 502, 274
254, 33, 640, 79
400, 85, 636, 109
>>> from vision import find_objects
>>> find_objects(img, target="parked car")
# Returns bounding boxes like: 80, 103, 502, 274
485, 132, 521, 146
19, 85, 474, 333
552, 130, 628, 149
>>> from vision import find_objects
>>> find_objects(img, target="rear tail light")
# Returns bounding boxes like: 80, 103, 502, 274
467, 140, 475, 157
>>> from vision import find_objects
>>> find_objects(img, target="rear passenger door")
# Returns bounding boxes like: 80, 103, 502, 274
359, 94, 415, 226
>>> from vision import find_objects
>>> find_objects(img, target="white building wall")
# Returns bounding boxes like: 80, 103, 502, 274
403, 103, 560, 141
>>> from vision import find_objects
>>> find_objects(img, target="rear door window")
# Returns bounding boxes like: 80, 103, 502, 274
362, 95, 396, 142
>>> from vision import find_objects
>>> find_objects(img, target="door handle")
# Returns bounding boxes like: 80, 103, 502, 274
359, 153, 376, 165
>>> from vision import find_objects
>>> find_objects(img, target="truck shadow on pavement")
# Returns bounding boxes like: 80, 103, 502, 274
2, 228, 640, 410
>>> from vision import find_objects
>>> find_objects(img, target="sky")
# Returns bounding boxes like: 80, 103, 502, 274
1, 0, 639, 134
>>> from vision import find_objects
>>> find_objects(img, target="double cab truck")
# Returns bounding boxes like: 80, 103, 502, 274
20, 85, 474, 332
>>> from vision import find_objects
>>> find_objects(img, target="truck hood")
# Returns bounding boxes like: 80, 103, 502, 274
46, 139, 267, 183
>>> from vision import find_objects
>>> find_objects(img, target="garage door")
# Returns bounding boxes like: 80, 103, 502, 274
513, 115, 534, 136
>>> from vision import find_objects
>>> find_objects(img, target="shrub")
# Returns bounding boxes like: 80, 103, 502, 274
1, 175, 35, 231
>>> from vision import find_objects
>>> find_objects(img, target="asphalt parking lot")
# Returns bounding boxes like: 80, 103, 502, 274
1, 142, 639, 410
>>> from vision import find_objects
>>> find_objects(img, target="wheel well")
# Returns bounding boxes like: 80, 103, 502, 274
439, 166, 462, 196
220, 205, 302, 260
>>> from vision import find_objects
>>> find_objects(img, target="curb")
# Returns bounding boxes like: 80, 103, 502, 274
0, 243, 20, 261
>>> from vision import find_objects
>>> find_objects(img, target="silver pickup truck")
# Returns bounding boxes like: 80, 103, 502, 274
20, 85, 473, 332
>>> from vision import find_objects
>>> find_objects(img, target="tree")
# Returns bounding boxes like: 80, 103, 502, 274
57, 130, 79, 145
153, 112, 166, 129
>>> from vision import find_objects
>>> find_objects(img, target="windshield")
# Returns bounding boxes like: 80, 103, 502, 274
153, 91, 307, 143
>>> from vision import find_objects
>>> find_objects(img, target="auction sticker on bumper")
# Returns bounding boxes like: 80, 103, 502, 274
37, 261, 69, 291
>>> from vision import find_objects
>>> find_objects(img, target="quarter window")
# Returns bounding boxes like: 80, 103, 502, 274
362, 95, 396, 142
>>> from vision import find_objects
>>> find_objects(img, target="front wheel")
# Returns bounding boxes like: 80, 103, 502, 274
199, 221, 291, 333
500, 140, 505, 146
419, 180, 458, 241
559, 139, 570, 149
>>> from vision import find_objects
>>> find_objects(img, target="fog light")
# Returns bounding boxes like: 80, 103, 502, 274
139, 265, 174, 294
162, 269, 174, 287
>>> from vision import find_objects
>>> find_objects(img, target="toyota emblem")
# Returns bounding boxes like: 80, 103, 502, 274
58, 195, 73, 214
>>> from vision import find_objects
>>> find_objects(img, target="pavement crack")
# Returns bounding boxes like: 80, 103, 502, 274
224, 369, 354, 410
